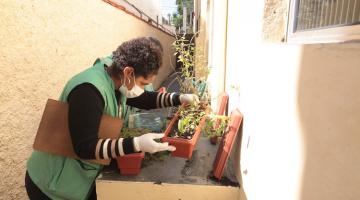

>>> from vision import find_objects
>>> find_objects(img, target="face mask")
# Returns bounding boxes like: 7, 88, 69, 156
119, 73, 144, 98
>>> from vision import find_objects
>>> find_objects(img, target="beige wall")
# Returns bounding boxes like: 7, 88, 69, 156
97, 181, 239, 200
0, 0, 174, 198
194, 0, 210, 83
262, 0, 288, 42
223, 0, 360, 199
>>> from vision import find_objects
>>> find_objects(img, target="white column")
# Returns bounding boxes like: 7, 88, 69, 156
183, 5, 187, 33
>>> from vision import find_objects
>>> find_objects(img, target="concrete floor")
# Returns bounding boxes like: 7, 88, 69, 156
98, 137, 239, 187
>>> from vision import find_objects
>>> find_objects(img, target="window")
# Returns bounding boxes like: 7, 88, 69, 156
287, 0, 360, 43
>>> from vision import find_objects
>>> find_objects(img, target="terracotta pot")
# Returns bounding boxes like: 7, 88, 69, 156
116, 152, 145, 175
161, 109, 207, 159
210, 136, 219, 145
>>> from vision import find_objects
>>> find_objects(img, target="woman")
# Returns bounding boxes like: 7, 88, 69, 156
25, 37, 199, 200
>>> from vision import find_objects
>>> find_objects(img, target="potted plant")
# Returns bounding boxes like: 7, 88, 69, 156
162, 102, 209, 159
116, 128, 149, 175
162, 34, 211, 159
209, 92, 229, 144
172, 34, 209, 97
203, 114, 229, 145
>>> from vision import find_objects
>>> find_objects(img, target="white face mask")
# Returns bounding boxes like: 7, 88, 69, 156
119, 73, 144, 98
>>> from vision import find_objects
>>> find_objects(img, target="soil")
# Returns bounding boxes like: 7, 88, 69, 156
168, 118, 195, 139
207, 174, 240, 187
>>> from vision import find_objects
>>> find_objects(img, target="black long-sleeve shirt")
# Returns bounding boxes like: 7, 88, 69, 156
68, 83, 181, 160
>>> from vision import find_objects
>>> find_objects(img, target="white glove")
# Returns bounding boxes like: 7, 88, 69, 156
179, 94, 200, 105
133, 133, 176, 154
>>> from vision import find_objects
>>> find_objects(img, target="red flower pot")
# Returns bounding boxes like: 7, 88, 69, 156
161, 109, 207, 159
210, 136, 219, 145
209, 92, 229, 144
116, 152, 145, 175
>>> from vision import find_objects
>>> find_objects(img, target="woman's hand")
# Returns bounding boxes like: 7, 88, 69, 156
133, 133, 176, 154
179, 94, 200, 105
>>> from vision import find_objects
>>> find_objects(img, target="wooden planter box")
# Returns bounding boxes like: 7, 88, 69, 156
116, 152, 145, 175
161, 106, 208, 159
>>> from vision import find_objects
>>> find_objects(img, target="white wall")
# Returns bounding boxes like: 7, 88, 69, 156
224, 0, 360, 200
207, 0, 228, 111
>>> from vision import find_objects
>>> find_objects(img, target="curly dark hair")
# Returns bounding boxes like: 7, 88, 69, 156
110, 37, 163, 79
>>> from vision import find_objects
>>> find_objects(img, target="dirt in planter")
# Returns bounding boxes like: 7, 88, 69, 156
168, 118, 195, 139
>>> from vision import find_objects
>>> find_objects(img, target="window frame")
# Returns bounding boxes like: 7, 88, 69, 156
286, 0, 360, 43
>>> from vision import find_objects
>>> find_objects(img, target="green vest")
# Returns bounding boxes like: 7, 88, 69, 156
27, 56, 125, 200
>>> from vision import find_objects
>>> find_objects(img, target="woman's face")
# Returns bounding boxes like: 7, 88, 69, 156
134, 74, 156, 89
122, 66, 156, 90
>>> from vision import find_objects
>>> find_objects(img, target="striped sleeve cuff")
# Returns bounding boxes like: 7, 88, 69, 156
95, 137, 139, 159
156, 92, 181, 108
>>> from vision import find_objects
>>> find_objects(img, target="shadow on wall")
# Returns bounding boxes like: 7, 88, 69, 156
230, 122, 248, 200
297, 44, 360, 200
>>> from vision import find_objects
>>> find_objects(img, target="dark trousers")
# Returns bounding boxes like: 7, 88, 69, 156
25, 171, 97, 200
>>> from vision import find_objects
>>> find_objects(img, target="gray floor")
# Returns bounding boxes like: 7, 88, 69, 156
99, 137, 239, 187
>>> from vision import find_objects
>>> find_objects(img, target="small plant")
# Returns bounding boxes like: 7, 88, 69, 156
162, 33, 211, 158
170, 102, 208, 139
172, 33, 209, 100
203, 114, 229, 138
162, 102, 209, 159
178, 103, 206, 132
